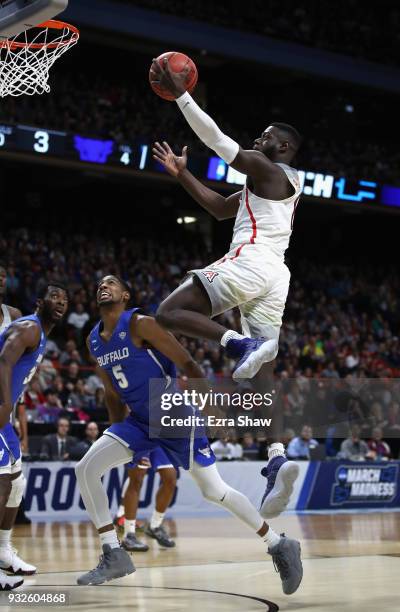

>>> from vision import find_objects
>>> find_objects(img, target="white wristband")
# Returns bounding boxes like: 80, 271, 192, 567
176, 92, 239, 164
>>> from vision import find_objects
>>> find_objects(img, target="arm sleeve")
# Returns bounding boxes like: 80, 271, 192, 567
176, 92, 239, 164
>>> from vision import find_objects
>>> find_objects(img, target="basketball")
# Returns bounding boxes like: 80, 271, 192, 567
149, 51, 198, 101
1, 2, 399, 611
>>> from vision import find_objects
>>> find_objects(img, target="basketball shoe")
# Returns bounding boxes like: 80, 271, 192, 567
77, 545, 135, 586
260, 456, 299, 518
268, 534, 303, 595
226, 337, 277, 380
0, 547, 36, 575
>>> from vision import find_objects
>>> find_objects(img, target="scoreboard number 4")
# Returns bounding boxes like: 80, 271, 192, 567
120, 151, 131, 165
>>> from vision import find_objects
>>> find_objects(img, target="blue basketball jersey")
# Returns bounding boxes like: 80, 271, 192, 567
89, 308, 176, 423
0, 314, 46, 406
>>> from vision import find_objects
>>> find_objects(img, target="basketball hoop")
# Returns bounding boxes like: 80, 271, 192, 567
0, 19, 79, 97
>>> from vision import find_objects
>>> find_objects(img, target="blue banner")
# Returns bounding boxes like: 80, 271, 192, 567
297, 461, 400, 510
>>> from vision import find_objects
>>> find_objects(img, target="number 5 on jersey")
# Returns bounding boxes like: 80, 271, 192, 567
112, 365, 129, 389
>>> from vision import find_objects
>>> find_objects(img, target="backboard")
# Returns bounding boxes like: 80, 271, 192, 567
0, 0, 68, 38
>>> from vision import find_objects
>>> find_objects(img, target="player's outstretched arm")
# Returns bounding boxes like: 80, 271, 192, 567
134, 315, 229, 430
132, 314, 204, 379
0, 321, 40, 428
153, 141, 240, 220
151, 60, 279, 179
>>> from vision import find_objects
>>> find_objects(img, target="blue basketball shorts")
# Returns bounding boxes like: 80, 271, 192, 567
0, 423, 22, 475
104, 414, 215, 471
127, 447, 175, 471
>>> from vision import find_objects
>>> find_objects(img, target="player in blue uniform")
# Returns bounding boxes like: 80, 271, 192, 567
75, 275, 302, 594
0, 283, 68, 590
119, 448, 177, 551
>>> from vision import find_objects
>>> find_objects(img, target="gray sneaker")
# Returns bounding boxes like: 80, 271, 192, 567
121, 533, 149, 552
77, 544, 135, 586
268, 534, 303, 595
145, 524, 176, 548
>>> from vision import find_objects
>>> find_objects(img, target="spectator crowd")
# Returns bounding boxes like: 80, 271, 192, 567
1, 227, 400, 461
125, 0, 400, 67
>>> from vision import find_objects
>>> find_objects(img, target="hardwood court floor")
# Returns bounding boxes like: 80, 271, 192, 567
9, 512, 400, 611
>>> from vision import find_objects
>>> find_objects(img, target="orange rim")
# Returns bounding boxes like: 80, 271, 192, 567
0, 20, 79, 50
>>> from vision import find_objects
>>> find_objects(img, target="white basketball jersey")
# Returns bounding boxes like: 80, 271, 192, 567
0, 304, 12, 334
231, 163, 301, 259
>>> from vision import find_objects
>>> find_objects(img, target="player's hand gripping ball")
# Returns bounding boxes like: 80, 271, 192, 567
149, 51, 198, 101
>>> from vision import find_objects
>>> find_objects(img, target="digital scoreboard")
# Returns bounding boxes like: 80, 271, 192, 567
206, 156, 400, 208
0, 123, 149, 169
1, 123, 399, 209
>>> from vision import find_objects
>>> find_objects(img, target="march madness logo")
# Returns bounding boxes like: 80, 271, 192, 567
331, 464, 398, 505
202, 270, 219, 283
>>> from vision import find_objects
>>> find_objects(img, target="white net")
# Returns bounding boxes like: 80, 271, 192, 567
0, 20, 79, 97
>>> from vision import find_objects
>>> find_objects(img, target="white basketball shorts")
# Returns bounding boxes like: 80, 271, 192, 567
190, 243, 290, 340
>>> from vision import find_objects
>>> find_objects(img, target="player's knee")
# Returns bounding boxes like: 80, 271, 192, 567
75, 455, 91, 483
199, 481, 228, 504
127, 471, 145, 490
202, 488, 224, 504
6, 473, 26, 507
156, 277, 211, 327
155, 302, 174, 329
159, 469, 177, 489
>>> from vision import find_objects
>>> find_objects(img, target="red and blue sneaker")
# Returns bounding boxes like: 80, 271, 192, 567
260, 456, 299, 519
225, 337, 278, 380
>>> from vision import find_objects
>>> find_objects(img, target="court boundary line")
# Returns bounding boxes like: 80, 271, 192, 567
28, 583, 279, 611
31, 551, 400, 577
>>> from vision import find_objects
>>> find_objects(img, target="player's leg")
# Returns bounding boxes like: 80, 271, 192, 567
156, 276, 226, 341
0, 431, 36, 575
113, 477, 128, 531
253, 362, 299, 519
157, 253, 281, 378
0, 438, 24, 590
145, 460, 177, 548
74, 433, 136, 585
0, 470, 36, 575
190, 461, 302, 595
121, 463, 149, 552
240, 262, 299, 517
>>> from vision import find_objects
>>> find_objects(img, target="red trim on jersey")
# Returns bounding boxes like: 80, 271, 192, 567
217, 188, 258, 263
229, 188, 257, 260
291, 195, 300, 230
231, 243, 246, 260
245, 187, 257, 244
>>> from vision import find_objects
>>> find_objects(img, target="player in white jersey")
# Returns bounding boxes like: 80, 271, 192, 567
151, 61, 302, 519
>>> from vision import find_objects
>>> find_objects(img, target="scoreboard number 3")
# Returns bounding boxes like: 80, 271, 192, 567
34, 130, 50, 154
